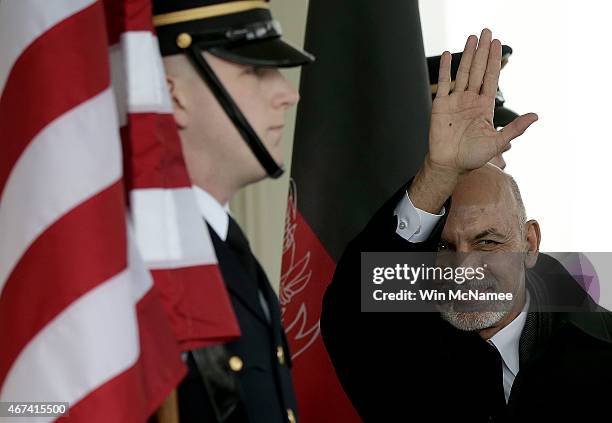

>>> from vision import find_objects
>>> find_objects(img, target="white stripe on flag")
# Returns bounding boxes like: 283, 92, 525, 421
127, 222, 154, 302
109, 31, 173, 126
0, 88, 122, 294
131, 188, 218, 269
0, 0, 96, 95
0, 268, 137, 404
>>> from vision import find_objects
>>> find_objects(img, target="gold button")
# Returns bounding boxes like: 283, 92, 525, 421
287, 408, 296, 423
276, 345, 285, 365
228, 355, 243, 372
176, 32, 192, 49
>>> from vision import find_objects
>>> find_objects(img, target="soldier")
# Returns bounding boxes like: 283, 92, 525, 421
152, 1, 314, 422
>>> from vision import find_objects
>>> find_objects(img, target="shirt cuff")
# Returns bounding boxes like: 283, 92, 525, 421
393, 192, 445, 243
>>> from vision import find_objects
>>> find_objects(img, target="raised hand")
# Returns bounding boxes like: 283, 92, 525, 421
428, 29, 538, 173
408, 29, 538, 213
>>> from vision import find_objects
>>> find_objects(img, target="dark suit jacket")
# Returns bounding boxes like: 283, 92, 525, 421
321, 183, 612, 422
178, 225, 297, 423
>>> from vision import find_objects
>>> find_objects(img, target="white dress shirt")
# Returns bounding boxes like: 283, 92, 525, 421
394, 191, 445, 242
192, 186, 230, 240
192, 185, 272, 323
487, 293, 530, 403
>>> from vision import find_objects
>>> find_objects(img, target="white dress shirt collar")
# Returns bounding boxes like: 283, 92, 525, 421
192, 185, 230, 241
192, 186, 272, 323
488, 292, 531, 377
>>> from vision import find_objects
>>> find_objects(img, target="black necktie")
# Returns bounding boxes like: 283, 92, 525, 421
226, 216, 259, 284
225, 216, 272, 322
484, 341, 507, 421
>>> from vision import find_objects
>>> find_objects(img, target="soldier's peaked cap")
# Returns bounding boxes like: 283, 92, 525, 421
153, 0, 314, 67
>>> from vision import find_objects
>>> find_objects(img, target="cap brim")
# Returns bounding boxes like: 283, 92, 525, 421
209, 37, 314, 68
494, 106, 519, 128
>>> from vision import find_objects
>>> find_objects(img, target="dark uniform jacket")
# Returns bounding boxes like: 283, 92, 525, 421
321, 183, 612, 422
178, 217, 297, 423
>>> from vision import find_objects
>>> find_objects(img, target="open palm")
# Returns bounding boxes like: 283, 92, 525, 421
428, 30, 538, 173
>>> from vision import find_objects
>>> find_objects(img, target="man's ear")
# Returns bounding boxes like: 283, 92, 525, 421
166, 74, 189, 129
524, 219, 541, 269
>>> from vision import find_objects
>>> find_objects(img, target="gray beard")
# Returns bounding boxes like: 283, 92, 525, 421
440, 310, 508, 331
437, 273, 514, 331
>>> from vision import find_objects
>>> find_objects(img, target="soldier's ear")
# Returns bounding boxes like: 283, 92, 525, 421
166, 74, 189, 129
524, 219, 541, 269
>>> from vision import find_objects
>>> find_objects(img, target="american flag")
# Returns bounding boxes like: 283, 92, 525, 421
0, 0, 239, 420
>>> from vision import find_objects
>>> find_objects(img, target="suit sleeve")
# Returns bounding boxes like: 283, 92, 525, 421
320, 181, 450, 420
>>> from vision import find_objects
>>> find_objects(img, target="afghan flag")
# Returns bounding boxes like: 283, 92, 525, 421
280, 0, 432, 421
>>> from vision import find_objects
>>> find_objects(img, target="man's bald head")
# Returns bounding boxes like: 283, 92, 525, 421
452, 163, 526, 229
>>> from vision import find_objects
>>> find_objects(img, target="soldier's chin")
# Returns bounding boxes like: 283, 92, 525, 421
267, 144, 284, 168
440, 310, 507, 332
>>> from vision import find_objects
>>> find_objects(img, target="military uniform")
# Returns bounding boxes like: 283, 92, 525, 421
177, 188, 297, 422
152, 2, 313, 421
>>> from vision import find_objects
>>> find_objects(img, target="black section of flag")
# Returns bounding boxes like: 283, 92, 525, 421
291, 0, 432, 261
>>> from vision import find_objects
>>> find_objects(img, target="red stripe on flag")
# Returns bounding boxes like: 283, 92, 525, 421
0, 180, 126, 387
103, 0, 155, 46
121, 113, 193, 191
133, 289, 187, 411
67, 365, 148, 423
152, 265, 241, 351
281, 209, 361, 422
67, 289, 186, 422
0, 1, 109, 197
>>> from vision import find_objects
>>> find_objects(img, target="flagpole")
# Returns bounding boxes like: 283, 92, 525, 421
155, 389, 179, 423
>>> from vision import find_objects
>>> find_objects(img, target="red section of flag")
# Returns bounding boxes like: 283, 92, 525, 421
152, 265, 241, 351
103, 0, 154, 45
121, 112, 193, 191
281, 186, 361, 422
